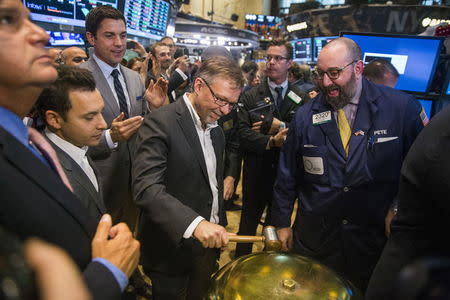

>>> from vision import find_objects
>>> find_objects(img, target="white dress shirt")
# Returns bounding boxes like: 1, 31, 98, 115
182, 94, 220, 239
45, 129, 99, 191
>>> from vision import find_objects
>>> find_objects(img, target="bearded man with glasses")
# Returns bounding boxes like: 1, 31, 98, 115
235, 39, 310, 258
272, 38, 424, 292
133, 56, 244, 300
271, 37, 426, 294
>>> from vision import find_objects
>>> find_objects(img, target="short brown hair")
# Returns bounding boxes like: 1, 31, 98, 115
194, 56, 245, 89
85, 6, 125, 37
35, 66, 96, 122
267, 39, 293, 60
149, 42, 169, 57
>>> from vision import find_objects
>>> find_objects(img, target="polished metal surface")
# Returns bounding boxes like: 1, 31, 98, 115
208, 252, 359, 300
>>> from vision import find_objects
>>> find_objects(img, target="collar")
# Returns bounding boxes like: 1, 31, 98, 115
267, 78, 288, 91
92, 53, 121, 79
0, 107, 29, 149
183, 93, 218, 131
45, 128, 88, 165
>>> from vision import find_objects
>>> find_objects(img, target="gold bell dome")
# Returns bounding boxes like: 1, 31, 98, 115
207, 252, 361, 300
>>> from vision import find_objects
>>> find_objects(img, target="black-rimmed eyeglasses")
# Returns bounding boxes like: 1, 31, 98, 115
312, 60, 358, 80
200, 78, 238, 110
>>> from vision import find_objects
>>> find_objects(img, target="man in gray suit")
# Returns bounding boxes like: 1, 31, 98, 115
133, 57, 244, 300
35, 66, 107, 220
80, 6, 161, 227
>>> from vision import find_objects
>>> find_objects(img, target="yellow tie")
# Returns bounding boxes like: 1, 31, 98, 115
337, 109, 351, 156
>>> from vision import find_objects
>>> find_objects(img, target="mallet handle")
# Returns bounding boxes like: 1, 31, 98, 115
228, 235, 264, 243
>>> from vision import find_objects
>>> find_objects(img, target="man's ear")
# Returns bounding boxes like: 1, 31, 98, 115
86, 32, 95, 46
45, 110, 63, 130
192, 77, 202, 94
354, 60, 364, 78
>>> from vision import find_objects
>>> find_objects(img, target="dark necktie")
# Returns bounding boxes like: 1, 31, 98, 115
111, 69, 129, 119
275, 86, 284, 112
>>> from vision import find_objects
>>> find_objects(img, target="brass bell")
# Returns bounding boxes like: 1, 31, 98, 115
207, 252, 361, 300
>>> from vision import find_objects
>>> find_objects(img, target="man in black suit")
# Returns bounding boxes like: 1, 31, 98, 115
365, 105, 449, 299
35, 66, 107, 220
0, 1, 139, 299
236, 39, 309, 257
133, 56, 244, 300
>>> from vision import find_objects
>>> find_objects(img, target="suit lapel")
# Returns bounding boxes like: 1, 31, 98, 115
312, 97, 347, 159
0, 129, 95, 236
87, 58, 120, 118
49, 140, 106, 215
175, 100, 209, 184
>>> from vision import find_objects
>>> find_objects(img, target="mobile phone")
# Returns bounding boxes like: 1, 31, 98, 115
126, 41, 136, 49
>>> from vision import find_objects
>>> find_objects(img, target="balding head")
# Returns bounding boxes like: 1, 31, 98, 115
61, 47, 88, 66
315, 37, 364, 110
322, 37, 362, 63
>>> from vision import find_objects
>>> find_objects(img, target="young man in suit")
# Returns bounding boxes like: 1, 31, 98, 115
35, 66, 107, 220
133, 56, 245, 300
236, 39, 310, 257
81, 6, 164, 228
0, 0, 140, 299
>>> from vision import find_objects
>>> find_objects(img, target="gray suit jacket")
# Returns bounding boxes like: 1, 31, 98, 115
133, 99, 226, 274
81, 57, 145, 220
48, 138, 107, 221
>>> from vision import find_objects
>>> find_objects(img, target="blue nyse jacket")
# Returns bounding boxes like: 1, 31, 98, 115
272, 78, 424, 291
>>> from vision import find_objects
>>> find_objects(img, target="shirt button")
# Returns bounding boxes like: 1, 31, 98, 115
342, 219, 348, 225
343, 187, 349, 192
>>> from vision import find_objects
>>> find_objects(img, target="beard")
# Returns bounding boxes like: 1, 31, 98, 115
320, 71, 357, 110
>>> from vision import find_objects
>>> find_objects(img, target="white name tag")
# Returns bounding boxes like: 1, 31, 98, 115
376, 136, 398, 143
303, 156, 324, 175
287, 91, 302, 104
312, 111, 331, 125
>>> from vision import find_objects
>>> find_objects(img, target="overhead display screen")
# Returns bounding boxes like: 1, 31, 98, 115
124, 0, 169, 39
291, 38, 312, 63
342, 32, 443, 93
24, 0, 118, 27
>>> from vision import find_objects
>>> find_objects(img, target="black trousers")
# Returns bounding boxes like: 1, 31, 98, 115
146, 248, 219, 300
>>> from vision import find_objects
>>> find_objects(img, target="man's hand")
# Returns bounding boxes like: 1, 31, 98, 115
268, 117, 282, 135
193, 220, 229, 249
92, 214, 140, 277
251, 120, 263, 132
384, 207, 397, 238
110, 113, 143, 143
223, 176, 235, 200
151, 56, 161, 79
25, 239, 90, 300
176, 55, 190, 73
270, 128, 289, 148
276, 227, 293, 252
145, 77, 169, 111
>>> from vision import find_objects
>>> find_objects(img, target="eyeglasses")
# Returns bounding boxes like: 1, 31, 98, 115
312, 60, 358, 80
200, 78, 238, 110
265, 55, 289, 63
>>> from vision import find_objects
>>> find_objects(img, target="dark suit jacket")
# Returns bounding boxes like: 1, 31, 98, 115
237, 80, 309, 207
366, 105, 450, 299
80, 58, 145, 219
133, 98, 226, 274
47, 138, 107, 221
0, 127, 121, 300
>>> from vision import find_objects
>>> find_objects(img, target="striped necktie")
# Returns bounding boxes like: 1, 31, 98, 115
111, 69, 129, 119
337, 109, 351, 156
